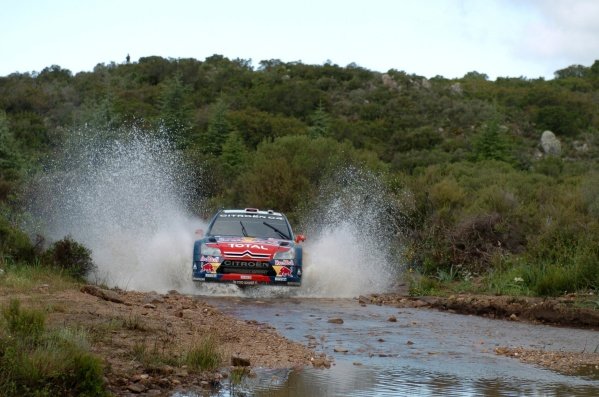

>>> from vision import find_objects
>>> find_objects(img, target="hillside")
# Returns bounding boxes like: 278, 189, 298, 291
1, 55, 599, 296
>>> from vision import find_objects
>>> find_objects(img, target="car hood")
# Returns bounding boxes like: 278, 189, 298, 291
207, 236, 292, 260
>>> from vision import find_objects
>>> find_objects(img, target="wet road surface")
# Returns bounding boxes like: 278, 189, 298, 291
186, 296, 599, 397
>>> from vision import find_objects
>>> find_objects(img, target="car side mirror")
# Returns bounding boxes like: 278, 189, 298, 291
295, 234, 306, 243
195, 228, 204, 238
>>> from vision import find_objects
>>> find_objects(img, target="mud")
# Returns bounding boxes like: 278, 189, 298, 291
365, 292, 599, 328
0, 285, 316, 396
365, 292, 599, 377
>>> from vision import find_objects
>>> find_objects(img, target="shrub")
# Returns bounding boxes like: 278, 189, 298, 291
43, 236, 95, 279
0, 215, 35, 263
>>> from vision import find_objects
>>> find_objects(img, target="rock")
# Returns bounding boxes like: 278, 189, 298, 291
231, 355, 251, 367
450, 82, 463, 95
143, 293, 164, 304
327, 318, 344, 324
541, 130, 561, 156
387, 316, 397, 322
81, 285, 124, 304
143, 303, 156, 309
311, 357, 331, 368
126, 383, 146, 393
406, 340, 414, 345
573, 140, 589, 153
334, 346, 349, 353
358, 295, 371, 305
381, 74, 398, 90
174, 368, 188, 377
509, 313, 518, 321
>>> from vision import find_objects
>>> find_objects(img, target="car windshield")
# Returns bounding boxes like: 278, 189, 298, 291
208, 214, 292, 240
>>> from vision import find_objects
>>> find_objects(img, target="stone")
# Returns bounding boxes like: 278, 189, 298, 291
81, 285, 124, 304
143, 293, 164, 304
327, 318, 344, 324
541, 130, 561, 156
126, 383, 146, 393
231, 355, 251, 367
358, 295, 370, 305
334, 346, 349, 353
387, 316, 397, 322
311, 357, 331, 368
143, 303, 156, 309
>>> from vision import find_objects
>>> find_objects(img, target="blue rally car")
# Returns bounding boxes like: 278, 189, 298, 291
192, 208, 305, 286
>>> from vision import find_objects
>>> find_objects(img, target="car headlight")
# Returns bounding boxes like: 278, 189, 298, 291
201, 243, 222, 257
274, 249, 295, 260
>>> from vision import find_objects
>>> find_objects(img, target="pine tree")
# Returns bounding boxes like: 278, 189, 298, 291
472, 116, 511, 163
159, 73, 192, 148
220, 130, 248, 179
308, 102, 330, 138
203, 99, 231, 155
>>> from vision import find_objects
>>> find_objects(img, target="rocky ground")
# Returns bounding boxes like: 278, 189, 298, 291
364, 292, 599, 378
0, 285, 323, 396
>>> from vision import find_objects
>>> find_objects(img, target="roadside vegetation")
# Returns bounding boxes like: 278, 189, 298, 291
1, 56, 598, 300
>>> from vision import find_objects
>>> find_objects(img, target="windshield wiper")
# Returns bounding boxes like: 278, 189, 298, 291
240, 221, 249, 237
263, 222, 290, 240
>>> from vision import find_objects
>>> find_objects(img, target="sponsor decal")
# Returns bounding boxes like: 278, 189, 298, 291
274, 260, 294, 266
219, 214, 284, 220
205, 273, 217, 278
278, 266, 292, 277
234, 280, 257, 285
201, 263, 214, 272
200, 256, 220, 262
274, 276, 287, 282
227, 243, 268, 250
222, 260, 270, 269
240, 275, 252, 280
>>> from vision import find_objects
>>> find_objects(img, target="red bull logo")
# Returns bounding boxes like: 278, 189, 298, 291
278, 266, 292, 277
202, 263, 214, 272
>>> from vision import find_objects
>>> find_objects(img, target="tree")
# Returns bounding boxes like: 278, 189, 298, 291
0, 111, 23, 200
220, 130, 248, 179
203, 99, 231, 155
554, 64, 588, 79
158, 73, 192, 147
308, 102, 330, 138
472, 116, 512, 163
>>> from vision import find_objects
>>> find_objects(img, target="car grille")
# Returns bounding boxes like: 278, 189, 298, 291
218, 260, 275, 276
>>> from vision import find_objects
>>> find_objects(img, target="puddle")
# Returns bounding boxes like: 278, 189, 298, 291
180, 297, 599, 396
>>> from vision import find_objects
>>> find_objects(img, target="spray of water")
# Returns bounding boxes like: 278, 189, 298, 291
296, 168, 403, 297
27, 125, 203, 293
27, 126, 403, 298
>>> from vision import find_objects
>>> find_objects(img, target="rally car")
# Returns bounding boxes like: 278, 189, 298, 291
192, 208, 305, 286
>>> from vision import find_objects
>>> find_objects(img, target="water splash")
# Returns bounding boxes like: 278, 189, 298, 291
243, 168, 404, 299
26, 126, 403, 297
27, 125, 203, 293
297, 168, 403, 297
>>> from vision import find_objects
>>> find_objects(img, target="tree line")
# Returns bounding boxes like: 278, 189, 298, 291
1, 55, 598, 295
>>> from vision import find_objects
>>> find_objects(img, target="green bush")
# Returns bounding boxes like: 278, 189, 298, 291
43, 236, 96, 279
0, 215, 35, 263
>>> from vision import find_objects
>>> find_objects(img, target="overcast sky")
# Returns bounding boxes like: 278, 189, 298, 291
1, 0, 598, 80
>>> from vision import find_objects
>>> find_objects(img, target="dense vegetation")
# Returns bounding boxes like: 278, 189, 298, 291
1, 55, 598, 298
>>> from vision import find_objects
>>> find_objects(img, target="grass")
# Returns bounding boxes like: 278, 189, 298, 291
0, 260, 80, 293
184, 336, 222, 371
0, 299, 107, 396
130, 335, 222, 373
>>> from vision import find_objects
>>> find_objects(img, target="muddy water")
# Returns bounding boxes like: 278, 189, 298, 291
187, 297, 599, 397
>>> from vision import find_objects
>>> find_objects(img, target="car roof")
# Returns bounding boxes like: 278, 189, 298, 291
220, 208, 285, 217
